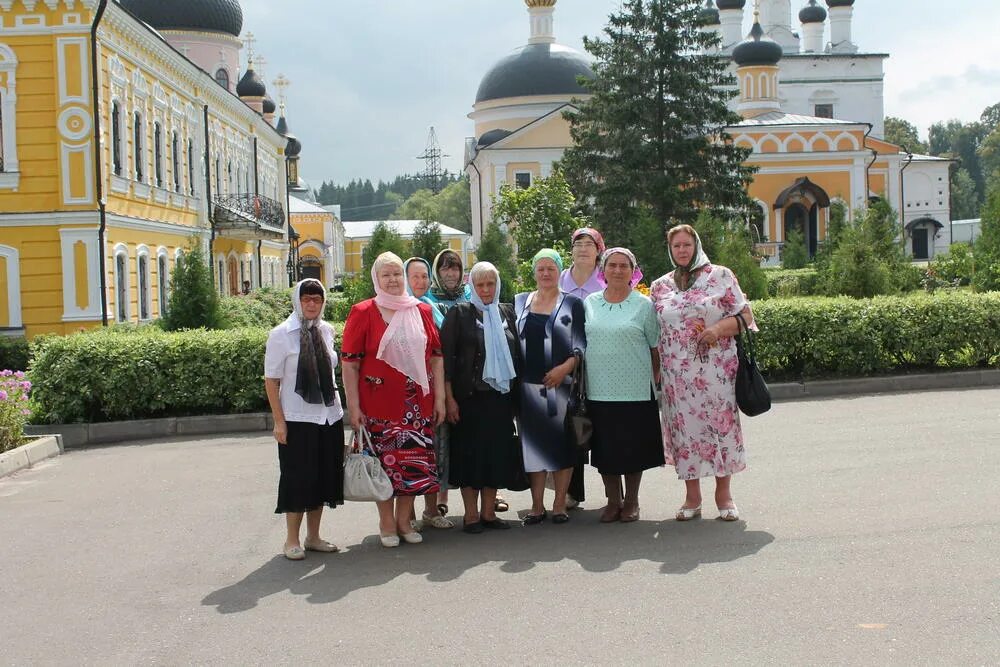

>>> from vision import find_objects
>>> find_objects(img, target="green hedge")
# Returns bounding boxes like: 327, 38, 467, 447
764, 268, 820, 298
0, 336, 30, 372
754, 291, 1000, 379
29, 327, 269, 424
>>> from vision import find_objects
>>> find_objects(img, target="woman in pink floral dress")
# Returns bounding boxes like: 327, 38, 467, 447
650, 224, 754, 522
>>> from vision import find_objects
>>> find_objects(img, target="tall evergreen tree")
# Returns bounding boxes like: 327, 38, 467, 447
409, 220, 444, 263
162, 242, 224, 331
475, 222, 519, 302
560, 0, 755, 247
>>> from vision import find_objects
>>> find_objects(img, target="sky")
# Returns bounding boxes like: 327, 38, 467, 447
239, 0, 1000, 186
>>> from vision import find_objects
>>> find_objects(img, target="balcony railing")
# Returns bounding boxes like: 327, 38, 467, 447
212, 193, 285, 240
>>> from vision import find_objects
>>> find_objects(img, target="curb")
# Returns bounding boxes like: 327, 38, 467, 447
20, 369, 1000, 449
0, 435, 63, 479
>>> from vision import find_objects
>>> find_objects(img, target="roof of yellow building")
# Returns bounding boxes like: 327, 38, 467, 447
289, 197, 332, 215
344, 220, 470, 239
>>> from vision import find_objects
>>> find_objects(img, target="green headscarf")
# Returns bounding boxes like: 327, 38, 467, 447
531, 248, 564, 272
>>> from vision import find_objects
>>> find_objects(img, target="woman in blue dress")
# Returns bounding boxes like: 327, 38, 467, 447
514, 249, 586, 525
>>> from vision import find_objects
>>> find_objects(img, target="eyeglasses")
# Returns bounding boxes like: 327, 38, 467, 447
572, 240, 597, 249
300, 295, 324, 305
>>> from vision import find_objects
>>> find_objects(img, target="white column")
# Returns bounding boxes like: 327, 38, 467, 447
801, 21, 824, 53
527, 6, 556, 45
828, 6, 856, 53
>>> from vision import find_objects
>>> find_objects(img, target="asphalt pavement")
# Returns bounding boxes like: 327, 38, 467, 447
1, 388, 998, 665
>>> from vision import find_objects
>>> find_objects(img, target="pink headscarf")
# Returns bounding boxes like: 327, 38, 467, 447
371, 252, 430, 395
572, 227, 606, 254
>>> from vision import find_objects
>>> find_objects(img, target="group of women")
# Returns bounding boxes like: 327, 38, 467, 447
264, 226, 755, 557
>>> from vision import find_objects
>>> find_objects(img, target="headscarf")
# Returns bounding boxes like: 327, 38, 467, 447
292, 278, 337, 406
372, 252, 430, 395
404, 257, 444, 328
430, 248, 465, 302
531, 248, 563, 272
668, 226, 711, 290
599, 247, 644, 288
468, 262, 516, 394
572, 227, 606, 254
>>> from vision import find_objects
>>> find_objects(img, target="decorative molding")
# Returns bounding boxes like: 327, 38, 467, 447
0, 244, 22, 329
56, 36, 88, 105
60, 142, 94, 204
111, 242, 130, 323
59, 228, 102, 322
58, 106, 91, 141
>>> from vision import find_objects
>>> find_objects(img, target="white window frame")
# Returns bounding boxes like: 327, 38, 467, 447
136, 245, 151, 321
0, 43, 20, 189
113, 244, 130, 323
153, 121, 164, 189
132, 109, 146, 184
156, 247, 169, 317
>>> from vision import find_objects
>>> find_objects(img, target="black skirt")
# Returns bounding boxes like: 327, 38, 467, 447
275, 419, 345, 513
588, 399, 665, 475
449, 390, 524, 490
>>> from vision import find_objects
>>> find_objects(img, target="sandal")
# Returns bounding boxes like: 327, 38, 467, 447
522, 511, 547, 525
303, 539, 339, 553
675, 506, 702, 521
718, 506, 740, 522
422, 512, 454, 529
599, 505, 622, 523
494, 497, 509, 513
283, 545, 305, 560
620, 504, 640, 523
552, 512, 570, 524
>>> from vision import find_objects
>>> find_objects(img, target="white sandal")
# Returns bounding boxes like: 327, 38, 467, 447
718, 507, 740, 522
675, 506, 702, 521
303, 539, 339, 553
283, 545, 305, 560
422, 512, 454, 529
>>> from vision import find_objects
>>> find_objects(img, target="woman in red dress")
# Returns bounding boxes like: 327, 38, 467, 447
341, 252, 447, 547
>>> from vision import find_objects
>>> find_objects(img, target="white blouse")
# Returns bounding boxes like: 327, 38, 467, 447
264, 314, 345, 425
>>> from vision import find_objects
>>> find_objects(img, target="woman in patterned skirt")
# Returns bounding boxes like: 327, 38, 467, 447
341, 252, 446, 547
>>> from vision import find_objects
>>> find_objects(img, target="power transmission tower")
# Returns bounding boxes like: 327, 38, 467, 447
416, 127, 448, 193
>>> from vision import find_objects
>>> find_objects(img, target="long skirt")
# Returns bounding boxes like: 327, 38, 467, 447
449, 390, 524, 490
519, 381, 578, 473
275, 420, 345, 513
588, 399, 664, 476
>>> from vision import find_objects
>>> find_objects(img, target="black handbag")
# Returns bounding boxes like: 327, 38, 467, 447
734, 313, 772, 417
564, 351, 593, 451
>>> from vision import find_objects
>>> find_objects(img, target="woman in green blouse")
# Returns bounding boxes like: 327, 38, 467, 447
583, 248, 665, 523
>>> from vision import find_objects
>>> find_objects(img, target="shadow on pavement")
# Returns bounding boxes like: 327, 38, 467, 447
202, 510, 774, 613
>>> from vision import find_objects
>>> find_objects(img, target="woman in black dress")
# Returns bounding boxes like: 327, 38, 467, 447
441, 262, 523, 533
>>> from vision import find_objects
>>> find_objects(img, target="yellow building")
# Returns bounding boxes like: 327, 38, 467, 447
342, 220, 474, 276
288, 196, 344, 288
0, 0, 291, 337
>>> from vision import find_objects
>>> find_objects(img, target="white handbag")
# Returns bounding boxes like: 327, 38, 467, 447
343, 425, 393, 502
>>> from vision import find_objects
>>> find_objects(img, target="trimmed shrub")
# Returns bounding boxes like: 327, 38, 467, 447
0, 336, 30, 372
219, 287, 293, 328
753, 291, 1000, 379
29, 327, 269, 424
765, 268, 820, 298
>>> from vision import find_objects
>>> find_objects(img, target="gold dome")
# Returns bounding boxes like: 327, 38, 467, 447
525, 0, 556, 7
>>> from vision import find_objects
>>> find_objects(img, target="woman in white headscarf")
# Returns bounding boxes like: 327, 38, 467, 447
264, 278, 344, 560
650, 224, 755, 523
441, 262, 523, 533
341, 252, 447, 547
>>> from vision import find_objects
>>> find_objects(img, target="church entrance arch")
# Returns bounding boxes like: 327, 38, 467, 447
776, 177, 829, 258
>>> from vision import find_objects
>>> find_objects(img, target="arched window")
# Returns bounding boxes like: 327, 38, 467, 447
187, 138, 195, 196
114, 246, 129, 322
227, 160, 233, 193
137, 246, 151, 320
215, 68, 229, 90
153, 121, 163, 188
157, 250, 169, 316
218, 259, 225, 293
0, 42, 21, 184
111, 101, 122, 176
133, 111, 144, 182
215, 155, 221, 193
171, 130, 180, 192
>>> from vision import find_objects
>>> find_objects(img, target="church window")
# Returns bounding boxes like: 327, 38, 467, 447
171, 131, 181, 193
514, 172, 532, 189
111, 101, 122, 176
814, 104, 834, 119
157, 251, 168, 316
153, 121, 163, 188
133, 111, 145, 182
114, 247, 129, 323
137, 247, 151, 320
215, 68, 230, 90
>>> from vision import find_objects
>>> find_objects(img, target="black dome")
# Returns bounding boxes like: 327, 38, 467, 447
800, 0, 827, 22
477, 129, 512, 147
236, 67, 266, 98
263, 95, 276, 114
476, 42, 592, 104
700, 1, 720, 25
119, 0, 243, 37
826, 0, 854, 6
732, 21, 783, 66
716, 0, 746, 9
275, 115, 288, 136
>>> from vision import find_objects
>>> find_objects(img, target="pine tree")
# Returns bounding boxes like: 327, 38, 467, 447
476, 222, 519, 302
560, 0, 755, 247
162, 241, 225, 330
409, 219, 444, 263
360, 221, 408, 280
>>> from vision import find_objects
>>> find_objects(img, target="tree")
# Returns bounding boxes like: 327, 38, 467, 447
929, 119, 988, 205
817, 199, 909, 297
883, 117, 928, 154
162, 241, 224, 330
360, 221, 408, 285
950, 167, 980, 220
692, 212, 767, 299
973, 174, 1000, 292
560, 0, 755, 247
780, 229, 809, 269
392, 179, 472, 233
409, 219, 444, 263
475, 222, 519, 302
491, 171, 586, 262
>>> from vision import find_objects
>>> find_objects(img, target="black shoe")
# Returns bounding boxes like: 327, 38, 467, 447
522, 511, 547, 525
481, 517, 511, 530
552, 512, 570, 524
462, 521, 484, 534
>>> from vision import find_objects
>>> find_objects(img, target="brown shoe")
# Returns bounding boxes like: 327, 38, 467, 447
600, 505, 622, 523
620, 503, 640, 523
